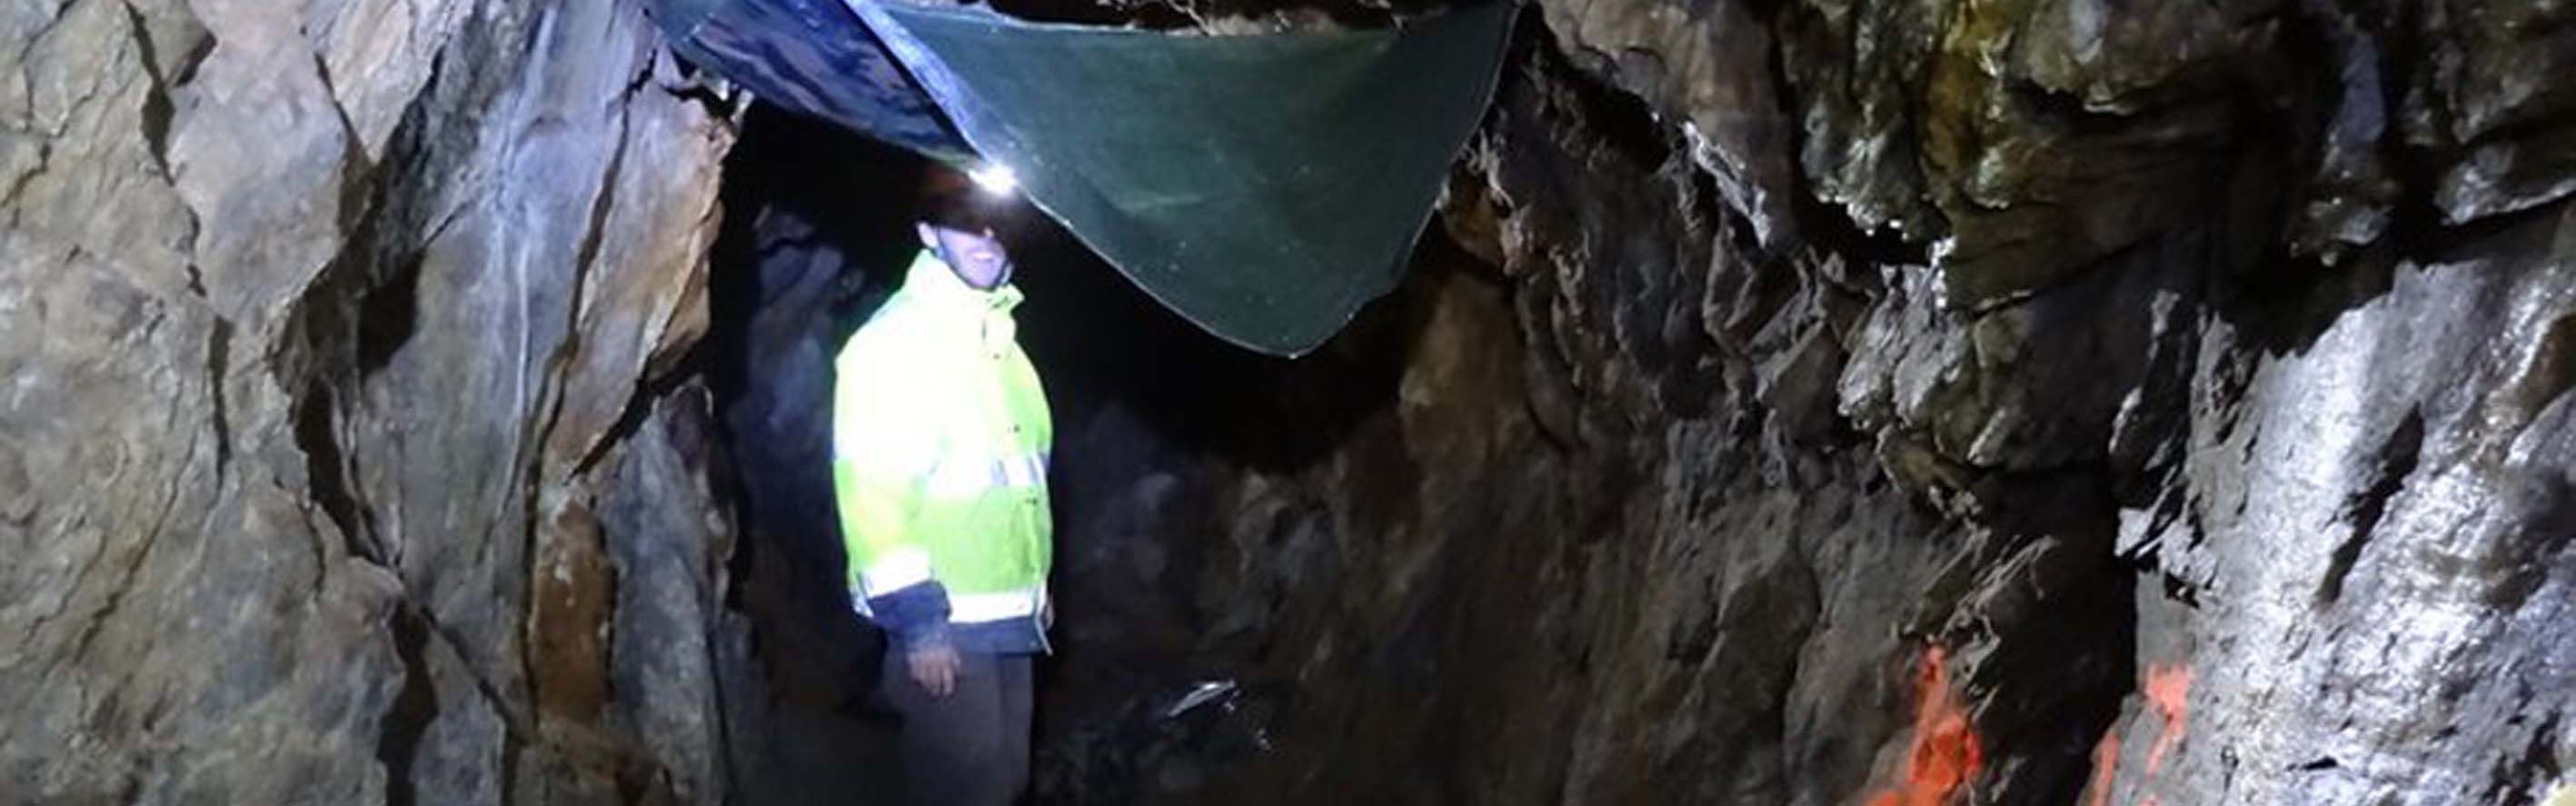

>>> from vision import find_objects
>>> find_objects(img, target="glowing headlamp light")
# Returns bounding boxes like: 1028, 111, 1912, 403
969, 164, 1019, 195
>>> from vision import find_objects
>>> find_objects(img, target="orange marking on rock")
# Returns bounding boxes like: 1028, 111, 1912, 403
1863, 644, 1985, 806
2142, 664, 2192, 776
2084, 728, 2122, 806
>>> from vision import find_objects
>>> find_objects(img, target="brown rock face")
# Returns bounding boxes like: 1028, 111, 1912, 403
0, 0, 732, 801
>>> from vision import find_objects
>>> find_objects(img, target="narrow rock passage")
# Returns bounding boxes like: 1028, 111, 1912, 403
4, 0, 2573, 803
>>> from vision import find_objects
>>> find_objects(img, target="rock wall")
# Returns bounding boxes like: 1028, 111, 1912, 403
0, 0, 737, 801
1055, 1, 2576, 803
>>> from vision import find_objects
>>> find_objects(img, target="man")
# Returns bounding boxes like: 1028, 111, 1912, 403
833, 174, 1053, 806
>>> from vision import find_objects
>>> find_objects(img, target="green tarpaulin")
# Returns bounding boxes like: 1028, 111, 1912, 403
654, 0, 1516, 355
853, 0, 1515, 355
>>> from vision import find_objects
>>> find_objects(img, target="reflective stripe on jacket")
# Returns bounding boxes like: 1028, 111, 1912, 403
833, 250, 1053, 654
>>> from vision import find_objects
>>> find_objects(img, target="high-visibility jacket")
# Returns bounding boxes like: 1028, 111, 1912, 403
833, 249, 1054, 654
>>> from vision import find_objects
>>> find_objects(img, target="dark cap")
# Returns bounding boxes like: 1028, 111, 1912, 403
916, 164, 1017, 231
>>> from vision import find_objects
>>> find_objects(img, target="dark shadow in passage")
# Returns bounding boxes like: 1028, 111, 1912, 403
705, 103, 927, 805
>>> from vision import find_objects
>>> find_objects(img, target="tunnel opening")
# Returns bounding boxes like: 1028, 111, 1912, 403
700, 101, 1512, 803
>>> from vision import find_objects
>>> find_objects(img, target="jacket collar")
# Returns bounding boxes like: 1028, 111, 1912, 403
900, 249, 1023, 313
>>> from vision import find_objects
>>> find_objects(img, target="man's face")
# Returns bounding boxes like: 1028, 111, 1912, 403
920, 223, 1013, 290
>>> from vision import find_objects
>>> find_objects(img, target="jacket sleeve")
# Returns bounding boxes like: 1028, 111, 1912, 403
831, 332, 953, 652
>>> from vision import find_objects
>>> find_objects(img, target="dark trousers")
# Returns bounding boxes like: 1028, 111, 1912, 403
881, 650, 1033, 806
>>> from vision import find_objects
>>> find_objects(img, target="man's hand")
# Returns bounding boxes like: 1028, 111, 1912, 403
906, 644, 961, 698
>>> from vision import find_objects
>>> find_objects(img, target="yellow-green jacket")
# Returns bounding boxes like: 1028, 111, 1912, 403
833, 250, 1053, 654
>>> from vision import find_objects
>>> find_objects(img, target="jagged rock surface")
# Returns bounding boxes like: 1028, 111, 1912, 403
997, 2, 2576, 804
1064, 0, 2576, 802
0, 0, 735, 801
